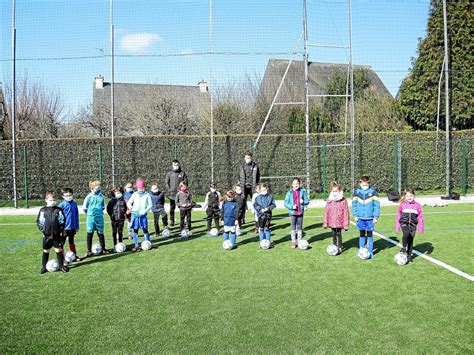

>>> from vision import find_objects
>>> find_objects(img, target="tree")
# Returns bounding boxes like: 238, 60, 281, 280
396, 0, 473, 130
3, 74, 65, 139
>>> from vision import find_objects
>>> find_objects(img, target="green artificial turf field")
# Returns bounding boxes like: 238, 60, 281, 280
0, 203, 473, 353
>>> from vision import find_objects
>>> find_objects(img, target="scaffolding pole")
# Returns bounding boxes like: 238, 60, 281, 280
11, 0, 18, 208
110, 0, 116, 187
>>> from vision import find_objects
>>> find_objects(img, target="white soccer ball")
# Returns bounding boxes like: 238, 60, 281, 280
298, 239, 309, 250
91, 243, 102, 255
46, 259, 59, 272
64, 251, 76, 262
358, 247, 370, 260
181, 229, 189, 238
114, 242, 126, 253
394, 252, 408, 265
162, 228, 171, 238
141, 240, 152, 251
326, 244, 339, 256
209, 228, 219, 237
222, 239, 233, 250
260, 239, 271, 250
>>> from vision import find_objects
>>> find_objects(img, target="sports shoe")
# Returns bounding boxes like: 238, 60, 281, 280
40, 268, 47, 274
400, 247, 407, 253
59, 266, 69, 273
86, 251, 93, 257
291, 241, 297, 249
132, 246, 141, 252
75, 255, 82, 262
188, 230, 193, 237
407, 255, 413, 263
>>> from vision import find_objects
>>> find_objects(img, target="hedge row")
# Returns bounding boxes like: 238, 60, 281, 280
0, 131, 472, 199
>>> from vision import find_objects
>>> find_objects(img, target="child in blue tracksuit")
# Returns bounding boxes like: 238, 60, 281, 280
284, 177, 310, 248
83, 180, 107, 256
221, 190, 239, 248
352, 175, 380, 259
58, 187, 81, 260
253, 183, 276, 243
127, 178, 152, 251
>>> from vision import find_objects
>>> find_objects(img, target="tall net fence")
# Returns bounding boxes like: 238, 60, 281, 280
0, 0, 471, 201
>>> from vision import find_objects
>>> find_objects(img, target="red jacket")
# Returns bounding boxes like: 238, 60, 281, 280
323, 198, 350, 229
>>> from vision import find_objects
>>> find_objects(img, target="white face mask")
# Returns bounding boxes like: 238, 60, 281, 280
360, 185, 369, 191
260, 190, 268, 196
115, 193, 122, 199
329, 191, 343, 201
172, 165, 180, 171
125, 187, 132, 192
46, 200, 56, 207
63, 195, 73, 202
245, 158, 252, 164
151, 188, 159, 193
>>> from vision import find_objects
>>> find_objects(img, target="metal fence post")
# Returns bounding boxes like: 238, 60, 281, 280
23, 146, 28, 208
98, 144, 103, 184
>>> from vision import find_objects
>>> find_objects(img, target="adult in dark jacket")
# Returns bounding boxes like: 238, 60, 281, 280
165, 160, 188, 226
238, 151, 260, 205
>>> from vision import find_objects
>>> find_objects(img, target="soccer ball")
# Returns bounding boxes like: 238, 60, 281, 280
141, 240, 152, 251
222, 240, 233, 250
209, 228, 219, 237
46, 259, 59, 272
91, 244, 102, 255
260, 239, 271, 250
162, 228, 171, 238
114, 242, 126, 253
358, 247, 370, 260
394, 252, 408, 265
298, 239, 309, 250
64, 251, 76, 262
326, 244, 339, 256
181, 229, 189, 238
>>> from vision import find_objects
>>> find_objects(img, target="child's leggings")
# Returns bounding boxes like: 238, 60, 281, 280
63, 230, 77, 254
290, 214, 303, 241
332, 228, 342, 248
87, 232, 106, 252
180, 209, 192, 230
401, 225, 416, 255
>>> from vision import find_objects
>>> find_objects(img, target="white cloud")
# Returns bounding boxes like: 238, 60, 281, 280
120, 33, 162, 54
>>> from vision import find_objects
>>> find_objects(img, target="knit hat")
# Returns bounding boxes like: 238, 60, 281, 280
136, 179, 145, 190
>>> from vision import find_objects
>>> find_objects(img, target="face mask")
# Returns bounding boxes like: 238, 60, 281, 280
235, 190, 241, 195
125, 187, 132, 192
260, 190, 268, 196
172, 165, 180, 171
151, 189, 159, 194
63, 195, 73, 202
245, 158, 252, 164
210, 188, 216, 193
93, 188, 100, 195
115, 193, 122, 199
46, 200, 56, 207
137, 189, 144, 194
361, 185, 369, 191
329, 191, 343, 201
180, 188, 187, 192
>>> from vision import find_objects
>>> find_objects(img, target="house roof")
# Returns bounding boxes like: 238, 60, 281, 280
93, 80, 210, 118
259, 59, 391, 102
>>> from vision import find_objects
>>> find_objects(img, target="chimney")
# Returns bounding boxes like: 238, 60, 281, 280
197, 80, 208, 93
95, 75, 104, 89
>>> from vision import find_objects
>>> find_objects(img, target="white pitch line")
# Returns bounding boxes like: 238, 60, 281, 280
349, 221, 474, 282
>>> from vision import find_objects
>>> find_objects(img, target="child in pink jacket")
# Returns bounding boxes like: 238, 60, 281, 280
395, 188, 424, 263
323, 182, 350, 254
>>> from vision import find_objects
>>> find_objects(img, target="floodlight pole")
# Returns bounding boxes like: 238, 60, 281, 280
442, 0, 450, 196
303, 0, 311, 193
11, 0, 18, 208
110, 0, 116, 187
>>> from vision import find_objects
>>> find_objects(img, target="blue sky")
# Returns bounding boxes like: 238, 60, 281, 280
0, 0, 431, 116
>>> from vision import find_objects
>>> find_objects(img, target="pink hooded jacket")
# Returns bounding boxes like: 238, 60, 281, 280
323, 198, 350, 229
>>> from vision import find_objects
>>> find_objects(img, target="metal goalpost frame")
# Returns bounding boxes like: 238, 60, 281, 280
442, 0, 451, 196
11, 0, 18, 208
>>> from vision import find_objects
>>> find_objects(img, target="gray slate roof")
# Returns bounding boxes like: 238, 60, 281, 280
93, 81, 210, 118
260, 59, 391, 103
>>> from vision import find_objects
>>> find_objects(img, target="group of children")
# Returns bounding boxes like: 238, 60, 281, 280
36, 175, 424, 273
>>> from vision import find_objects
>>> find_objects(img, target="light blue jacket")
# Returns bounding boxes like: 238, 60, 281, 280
83, 192, 106, 217
127, 191, 152, 217
352, 187, 380, 220
284, 188, 310, 215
